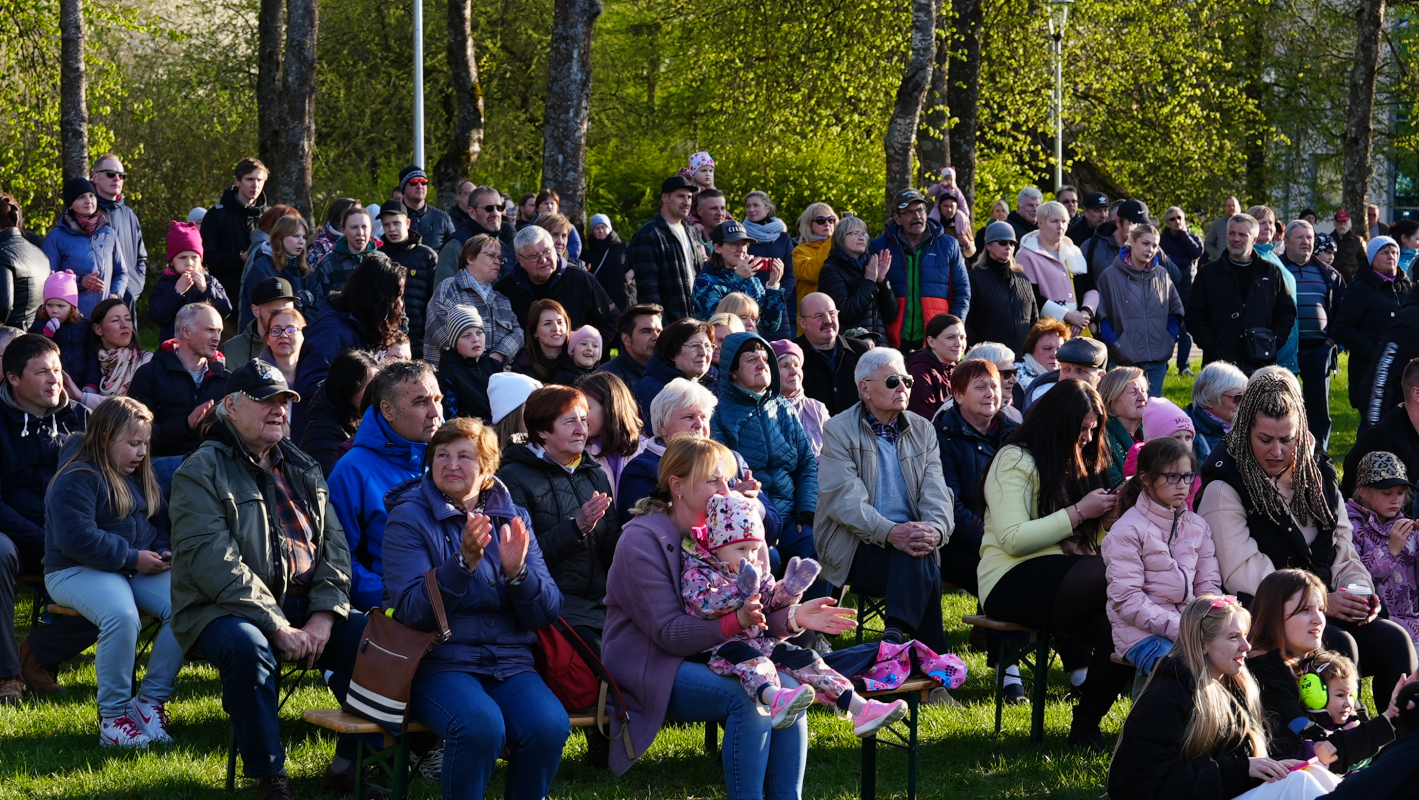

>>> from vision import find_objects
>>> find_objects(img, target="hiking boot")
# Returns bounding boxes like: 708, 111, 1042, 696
257, 772, 294, 800
18, 642, 62, 695
128, 696, 173, 744
99, 714, 150, 748
0, 676, 22, 705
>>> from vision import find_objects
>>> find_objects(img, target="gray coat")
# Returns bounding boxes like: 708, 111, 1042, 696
1095, 252, 1184, 365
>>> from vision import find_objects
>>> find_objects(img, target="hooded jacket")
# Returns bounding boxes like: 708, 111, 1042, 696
42, 212, 128, 318
1095, 248, 1185, 365
127, 344, 230, 458
96, 195, 148, 304
199, 186, 268, 300
438, 347, 498, 421
868, 218, 971, 346
691, 263, 786, 334
328, 407, 430, 611
965, 256, 1038, 354
1334, 266, 1410, 411
496, 260, 619, 350
582, 230, 636, 313
1185, 254, 1297, 373
220, 319, 265, 368
710, 333, 818, 533
42, 439, 170, 574
313, 236, 377, 301
379, 230, 439, 352
424, 266, 522, 368
148, 269, 233, 341
1101, 493, 1222, 658
0, 227, 49, 330
382, 474, 560, 680
168, 416, 351, 653
0, 382, 89, 553
816, 246, 897, 337
629, 215, 706, 324
496, 442, 620, 631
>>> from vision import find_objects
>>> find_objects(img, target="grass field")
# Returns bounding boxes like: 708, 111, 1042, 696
0, 353, 1370, 799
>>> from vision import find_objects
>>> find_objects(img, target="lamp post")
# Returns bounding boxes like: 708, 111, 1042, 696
1049, 0, 1072, 190
413, 0, 425, 167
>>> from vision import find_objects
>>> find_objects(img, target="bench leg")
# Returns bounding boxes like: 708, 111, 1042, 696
354, 738, 367, 800
992, 636, 1006, 736
703, 720, 718, 757
859, 729, 877, 800
392, 732, 412, 800
1030, 636, 1049, 747
906, 690, 919, 800
226, 724, 238, 791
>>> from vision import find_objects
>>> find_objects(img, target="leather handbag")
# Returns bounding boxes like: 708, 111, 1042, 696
344, 569, 451, 734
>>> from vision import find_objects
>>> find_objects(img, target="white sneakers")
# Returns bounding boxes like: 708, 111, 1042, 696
99, 714, 150, 748
100, 697, 173, 748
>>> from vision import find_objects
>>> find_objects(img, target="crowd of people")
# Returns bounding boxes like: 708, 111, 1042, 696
4, 151, 1419, 800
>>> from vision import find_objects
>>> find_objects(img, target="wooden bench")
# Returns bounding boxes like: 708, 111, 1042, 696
837, 582, 961, 646
962, 615, 1051, 746
1111, 652, 1147, 701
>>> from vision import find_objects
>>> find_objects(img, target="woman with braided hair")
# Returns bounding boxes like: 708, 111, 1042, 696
1198, 370, 1417, 704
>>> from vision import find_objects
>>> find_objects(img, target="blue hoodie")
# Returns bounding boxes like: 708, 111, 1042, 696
327, 406, 429, 611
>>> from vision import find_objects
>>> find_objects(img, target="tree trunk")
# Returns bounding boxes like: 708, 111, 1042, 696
257, 0, 285, 198
915, 4, 951, 183
541, 0, 603, 227
434, 0, 485, 204
59, 0, 88, 179
276, 0, 317, 217
945, 0, 982, 209
1342, 0, 1386, 228
884, 0, 936, 214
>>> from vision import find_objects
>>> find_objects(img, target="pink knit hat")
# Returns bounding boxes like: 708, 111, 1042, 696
1141, 397, 1194, 441
769, 339, 803, 362
569, 326, 601, 350
44, 270, 79, 309
699, 491, 764, 552
166, 220, 204, 261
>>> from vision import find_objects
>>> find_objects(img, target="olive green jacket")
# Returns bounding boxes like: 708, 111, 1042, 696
168, 416, 352, 652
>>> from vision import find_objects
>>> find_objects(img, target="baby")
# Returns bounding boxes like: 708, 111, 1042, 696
681, 492, 907, 736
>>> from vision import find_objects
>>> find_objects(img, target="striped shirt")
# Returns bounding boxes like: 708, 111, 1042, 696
1283, 259, 1332, 342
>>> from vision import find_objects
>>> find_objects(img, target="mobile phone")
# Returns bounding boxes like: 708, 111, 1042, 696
1106, 478, 1128, 495
160, 553, 172, 563
754, 257, 772, 272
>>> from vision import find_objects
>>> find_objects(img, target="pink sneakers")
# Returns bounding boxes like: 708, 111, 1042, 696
100, 714, 150, 748
766, 685, 815, 729
852, 698, 908, 738
128, 696, 173, 744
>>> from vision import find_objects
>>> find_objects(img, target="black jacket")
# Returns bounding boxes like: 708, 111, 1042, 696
1006, 210, 1037, 242
934, 404, 1018, 591
127, 346, 231, 458
298, 382, 361, 479
1343, 406, 1419, 515
793, 334, 872, 417
1333, 229, 1366, 282
496, 443, 620, 630
1185, 255, 1296, 373
1106, 655, 1259, 800
582, 231, 636, 314
597, 352, 646, 390
0, 227, 50, 330
511, 348, 587, 388
965, 257, 1038, 354
1334, 267, 1411, 410
1159, 227, 1204, 301
817, 247, 897, 337
1249, 647, 1395, 772
495, 262, 619, 349
0, 385, 89, 555
199, 186, 268, 306
437, 348, 499, 421
1357, 289, 1419, 426
405, 204, 455, 253
379, 231, 439, 352
1066, 214, 1096, 248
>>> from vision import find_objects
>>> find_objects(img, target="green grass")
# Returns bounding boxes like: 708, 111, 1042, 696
0, 354, 1367, 799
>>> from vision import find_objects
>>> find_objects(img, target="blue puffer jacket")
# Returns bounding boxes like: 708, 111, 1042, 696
382, 474, 561, 680
868, 218, 970, 348
42, 215, 128, 318
328, 407, 430, 611
710, 332, 817, 530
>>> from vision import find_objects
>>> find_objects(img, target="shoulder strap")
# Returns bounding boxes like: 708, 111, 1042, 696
423, 569, 452, 642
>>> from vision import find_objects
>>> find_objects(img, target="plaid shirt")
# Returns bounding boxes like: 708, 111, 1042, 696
863, 407, 906, 446
265, 446, 318, 585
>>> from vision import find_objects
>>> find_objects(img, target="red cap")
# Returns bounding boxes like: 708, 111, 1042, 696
1334, 209, 1350, 222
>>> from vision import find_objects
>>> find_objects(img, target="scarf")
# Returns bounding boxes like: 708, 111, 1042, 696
71, 210, 102, 236
743, 216, 787, 243
97, 346, 146, 397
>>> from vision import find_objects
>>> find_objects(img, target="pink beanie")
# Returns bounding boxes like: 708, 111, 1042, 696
688, 151, 715, 172
1141, 397, 1194, 441
166, 220, 204, 260
44, 270, 79, 309
769, 339, 803, 362
569, 326, 601, 350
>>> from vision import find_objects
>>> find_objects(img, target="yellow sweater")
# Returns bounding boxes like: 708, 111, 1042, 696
978, 445, 1076, 605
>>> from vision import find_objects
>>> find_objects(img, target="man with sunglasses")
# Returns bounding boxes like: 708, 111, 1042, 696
89, 154, 149, 306
1159, 207, 1204, 377
437, 185, 517, 285
396, 166, 455, 252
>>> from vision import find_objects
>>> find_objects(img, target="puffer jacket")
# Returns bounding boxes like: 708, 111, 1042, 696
168, 416, 352, 653
42, 213, 128, 318
496, 442, 620, 631
240, 243, 317, 328
0, 383, 89, 552
691, 265, 785, 335
382, 474, 560, 680
424, 267, 522, 367
816, 246, 897, 337
710, 332, 818, 531
405, 203, 456, 253
1100, 493, 1222, 658
127, 345, 231, 458
96, 195, 149, 304
200, 185, 267, 302
868, 218, 971, 347
327, 407, 430, 612
1334, 265, 1411, 410
313, 237, 377, 300
1015, 230, 1096, 320
813, 402, 953, 587
0, 227, 50, 329
438, 347, 499, 421
379, 231, 438, 352
43, 440, 170, 574
935, 404, 1019, 574
147, 268, 233, 341
1095, 249, 1184, 365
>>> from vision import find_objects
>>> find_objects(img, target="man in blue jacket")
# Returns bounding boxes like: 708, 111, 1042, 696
869, 189, 970, 352
90, 155, 148, 306
327, 360, 441, 611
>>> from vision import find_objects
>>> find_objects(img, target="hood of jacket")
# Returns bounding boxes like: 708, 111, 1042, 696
350, 405, 429, 473
334, 236, 378, 258
1019, 229, 1088, 274
218, 185, 267, 217
0, 380, 76, 439
717, 332, 781, 403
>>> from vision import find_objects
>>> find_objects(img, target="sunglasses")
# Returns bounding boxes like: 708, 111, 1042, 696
813, 216, 839, 225
406, 178, 429, 185
479, 204, 504, 214
866, 374, 914, 390
1158, 471, 1199, 485
997, 368, 1018, 379
98, 170, 126, 180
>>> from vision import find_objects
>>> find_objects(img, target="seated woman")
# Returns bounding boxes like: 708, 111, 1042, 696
905, 313, 967, 420
633, 317, 716, 424
299, 348, 380, 478
1099, 366, 1149, 487
816, 214, 896, 339
382, 417, 568, 800
511, 298, 581, 386
437, 304, 500, 422
573, 371, 647, 500
257, 307, 304, 390
1199, 372, 1418, 706
43, 397, 183, 747
978, 379, 1134, 748
1013, 318, 1069, 408
770, 340, 828, 461
72, 297, 151, 411
961, 341, 1022, 423
1187, 361, 1248, 461
1107, 595, 1341, 800
496, 386, 619, 652
691, 221, 785, 334
602, 435, 856, 786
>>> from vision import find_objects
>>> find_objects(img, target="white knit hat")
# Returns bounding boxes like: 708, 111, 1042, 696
488, 372, 543, 424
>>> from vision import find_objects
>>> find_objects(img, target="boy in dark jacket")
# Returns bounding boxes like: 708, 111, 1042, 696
377, 201, 438, 354
437, 305, 499, 422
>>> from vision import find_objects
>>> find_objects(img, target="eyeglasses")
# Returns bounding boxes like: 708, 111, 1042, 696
479, 204, 504, 214
681, 342, 716, 353
268, 325, 301, 338
813, 216, 839, 226
479, 253, 505, 266
865, 375, 914, 390
98, 170, 126, 180
1159, 471, 1199, 485
1209, 595, 1239, 609
519, 248, 555, 263
739, 315, 759, 325
804, 310, 840, 323
406, 178, 429, 186
1221, 392, 1245, 403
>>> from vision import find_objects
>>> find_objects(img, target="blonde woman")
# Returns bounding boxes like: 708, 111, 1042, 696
1016, 200, 1094, 337
793, 202, 839, 312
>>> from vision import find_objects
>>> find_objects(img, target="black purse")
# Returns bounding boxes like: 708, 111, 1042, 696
1242, 326, 1277, 364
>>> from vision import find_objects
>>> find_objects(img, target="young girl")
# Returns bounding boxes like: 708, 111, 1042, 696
568, 326, 602, 373
148, 221, 232, 340
1102, 437, 1222, 676
437, 304, 499, 422
32, 270, 90, 385
681, 491, 908, 735
41, 397, 184, 747
1345, 451, 1419, 642
242, 213, 315, 323
574, 371, 646, 498
75, 298, 153, 411
1108, 595, 1341, 800
513, 299, 580, 385
1123, 397, 1202, 508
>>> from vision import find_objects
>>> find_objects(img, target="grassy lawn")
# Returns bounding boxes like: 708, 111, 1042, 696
0, 354, 1366, 799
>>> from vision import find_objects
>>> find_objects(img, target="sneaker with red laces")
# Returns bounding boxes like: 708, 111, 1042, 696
128, 696, 173, 744
765, 685, 814, 729
852, 698, 908, 738
99, 714, 151, 748
0, 676, 21, 705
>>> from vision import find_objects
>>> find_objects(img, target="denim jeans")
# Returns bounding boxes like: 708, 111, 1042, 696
1136, 362, 1167, 397
409, 669, 569, 800
1124, 634, 1173, 677
665, 661, 807, 800
1297, 343, 1334, 451
44, 566, 185, 719
193, 597, 368, 779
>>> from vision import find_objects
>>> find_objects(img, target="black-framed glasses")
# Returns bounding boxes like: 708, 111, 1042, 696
479, 204, 504, 214
866, 374, 914, 390
813, 216, 838, 225
98, 170, 126, 180
268, 325, 301, 338
1159, 472, 1198, 485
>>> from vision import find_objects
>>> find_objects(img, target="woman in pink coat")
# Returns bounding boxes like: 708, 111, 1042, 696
1101, 437, 1222, 675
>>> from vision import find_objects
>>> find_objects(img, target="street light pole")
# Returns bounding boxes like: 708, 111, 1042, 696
1049, 0, 1072, 191
413, 0, 425, 167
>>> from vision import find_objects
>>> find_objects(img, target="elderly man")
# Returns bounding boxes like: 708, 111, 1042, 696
1007, 186, 1042, 240
599, 303, 662, 387
90, 154, 149, 305
1067, 191, 1109, 246
1185, 214, 1297, 375
170, 360, 364, 800
1332, 209, 1368, 281
629, 175, 704, 323
395, 166, 455, 252
328, 361, 441, 611
1159, 206, 1204, 376
868, 189, 970, 351
496, 225, 618, 346
437, 185, 519, 285
1023, 337, 1108, 409
129, 303, 230, 458
815, 347, 953, 651
1205, 196, 1241, 261
795, 292, 873, 416
1278, 220, 1344, 448
200, 158, 270, 310
222, 277, 297, 366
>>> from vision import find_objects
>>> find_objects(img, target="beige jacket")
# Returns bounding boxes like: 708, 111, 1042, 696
813, 403, 954, 586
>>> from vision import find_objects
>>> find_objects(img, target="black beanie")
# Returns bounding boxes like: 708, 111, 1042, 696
62, 177, 97, 208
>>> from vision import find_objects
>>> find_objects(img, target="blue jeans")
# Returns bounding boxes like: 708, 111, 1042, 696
1136, 362, 1167, 397
1124, 634, 1173, 676
193, 598, 367, 778
409, 670, 569, 800
665, 661, 806, 800
1297, 342, 1334, 450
